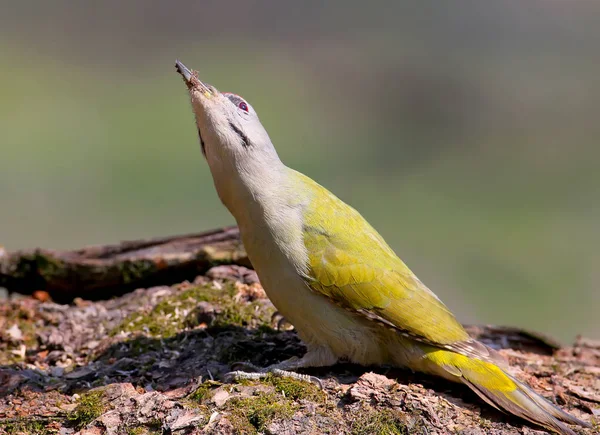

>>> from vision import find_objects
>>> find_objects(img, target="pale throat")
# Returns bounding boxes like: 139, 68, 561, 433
206, 144, 286, 223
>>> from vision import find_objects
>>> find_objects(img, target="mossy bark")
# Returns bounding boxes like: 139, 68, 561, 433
0, 231, 598, 435
0, 226, 249, 302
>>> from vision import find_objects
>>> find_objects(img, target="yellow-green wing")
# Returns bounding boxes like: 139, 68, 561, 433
297, 172, 470, 347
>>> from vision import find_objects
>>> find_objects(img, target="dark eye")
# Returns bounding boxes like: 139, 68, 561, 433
238, 101, 249, 112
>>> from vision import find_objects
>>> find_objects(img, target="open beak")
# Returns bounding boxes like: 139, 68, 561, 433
175, 60, 214, 96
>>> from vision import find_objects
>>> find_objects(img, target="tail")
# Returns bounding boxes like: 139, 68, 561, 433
424, 350, 592, 435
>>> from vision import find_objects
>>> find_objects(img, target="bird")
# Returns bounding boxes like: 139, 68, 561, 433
175, 60, 591, 435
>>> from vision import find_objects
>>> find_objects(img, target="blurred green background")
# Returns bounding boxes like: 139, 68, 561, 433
1, 1, 598, 342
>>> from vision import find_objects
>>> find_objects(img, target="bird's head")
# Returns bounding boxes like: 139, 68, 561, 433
176, 60, 285, 215
175, 60, 277, 167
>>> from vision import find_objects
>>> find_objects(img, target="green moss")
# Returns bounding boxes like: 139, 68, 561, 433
110, 283, 275, 339
476, 416, 492, 429
110, 285, 213, 338
215, 300, 263, 328
226, 392, 297, 434
147, 419, 162, 433
67, 389, 106, 429
34, 252, 66, 281
120, 260, 157, 284
265, 373, 325, 402
0, 305, 41, 364
188, 380, 222, 403
126, 420, 162, 435
0, 418, 54, 435
11, 252, 65, 282
350, 408, 408, 435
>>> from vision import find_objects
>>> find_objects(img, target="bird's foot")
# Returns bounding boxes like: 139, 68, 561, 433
224, 359, 323, 388
224, 347, 337, 389
225, 367, 323, 388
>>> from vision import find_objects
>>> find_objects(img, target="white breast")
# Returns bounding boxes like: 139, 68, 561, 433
209, 156, 393, 365
235, 189, 390, 366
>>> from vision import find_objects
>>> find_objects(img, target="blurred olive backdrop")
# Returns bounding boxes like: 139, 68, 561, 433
1, 1, 598, 341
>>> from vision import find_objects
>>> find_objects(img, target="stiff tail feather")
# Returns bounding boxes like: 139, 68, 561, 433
425, 350, 592, 435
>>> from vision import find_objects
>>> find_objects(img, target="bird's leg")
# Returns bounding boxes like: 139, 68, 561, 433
224, 346, 338, 388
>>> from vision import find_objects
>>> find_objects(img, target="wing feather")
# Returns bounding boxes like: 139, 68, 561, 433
297, 172, 486, 354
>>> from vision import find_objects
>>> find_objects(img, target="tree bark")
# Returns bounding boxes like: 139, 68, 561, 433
0, 231, 597, 434
0, 226, 249, 302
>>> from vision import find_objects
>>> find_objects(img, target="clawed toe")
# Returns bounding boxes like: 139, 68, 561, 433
270, 368, 323, 389
223, 364, 323, 389
224, 370, 269, 382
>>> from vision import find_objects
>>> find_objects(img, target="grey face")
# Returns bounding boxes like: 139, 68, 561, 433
221, 93, 256, 150
176, 60, 276, 165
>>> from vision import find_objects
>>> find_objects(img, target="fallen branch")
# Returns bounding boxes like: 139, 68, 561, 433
0, 226, 249, 302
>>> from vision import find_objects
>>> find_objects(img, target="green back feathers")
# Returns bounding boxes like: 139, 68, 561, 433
292, 171, 590, 434
293, 170, 470, 346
